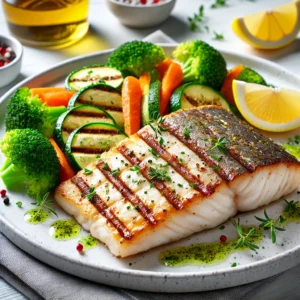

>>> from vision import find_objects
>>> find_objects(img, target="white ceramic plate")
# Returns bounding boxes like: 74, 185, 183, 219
1, 45, 300, 293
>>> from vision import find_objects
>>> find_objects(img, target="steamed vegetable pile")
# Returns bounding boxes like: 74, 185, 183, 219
0, 40, 269, 200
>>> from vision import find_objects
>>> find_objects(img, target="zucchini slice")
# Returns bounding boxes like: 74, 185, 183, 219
54, 104, 117, 150
66, 65, 124, 91
65, 122, 126, 171
170, 82, 231, 112
68, 83, 124, 127
142, 80, 161, 127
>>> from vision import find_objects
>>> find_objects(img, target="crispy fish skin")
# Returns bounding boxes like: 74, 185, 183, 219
55, 106, 300, 258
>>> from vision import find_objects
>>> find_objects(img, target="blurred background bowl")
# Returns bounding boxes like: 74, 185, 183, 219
0, 34, 23, 88
107, 0, 176, 28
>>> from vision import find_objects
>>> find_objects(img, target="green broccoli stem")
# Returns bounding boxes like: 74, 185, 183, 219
46, 106, 67, 124
0, 159, 27, 188
181, 58, 198, 83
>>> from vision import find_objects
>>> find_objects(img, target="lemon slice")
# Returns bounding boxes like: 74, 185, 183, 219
232, 1, 300, 49
232, 80, 300, 132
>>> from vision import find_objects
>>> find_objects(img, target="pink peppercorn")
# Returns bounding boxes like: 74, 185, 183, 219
220, 235, 227, 243
76, 243, 84, 253
0, 189, 6, 197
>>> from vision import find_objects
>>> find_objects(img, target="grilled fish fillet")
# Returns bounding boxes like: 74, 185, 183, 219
55, 106, 300, 257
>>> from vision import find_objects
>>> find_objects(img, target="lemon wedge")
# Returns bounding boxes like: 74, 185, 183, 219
232, 1, 300, 49
232, 80, 300, 132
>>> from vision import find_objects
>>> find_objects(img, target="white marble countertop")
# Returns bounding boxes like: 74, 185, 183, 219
1, 0, 300, 298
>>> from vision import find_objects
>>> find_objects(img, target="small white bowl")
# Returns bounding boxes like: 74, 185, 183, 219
107, 0, 176, 28
0, 34, 23, 88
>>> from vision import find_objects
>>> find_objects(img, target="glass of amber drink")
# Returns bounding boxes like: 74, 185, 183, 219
2, 0, 89, 48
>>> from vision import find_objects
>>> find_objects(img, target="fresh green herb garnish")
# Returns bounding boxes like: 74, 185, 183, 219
183, 127, 191, 139
213, 31, 224, 40
149, 148, 160, 158
208, 137, 228, 154
188, 5, 205, 32
16, 201, 22, 208
189, 183, 196, 189
284, 199, 298, 214
134, 205, 140, 211
148, 166, 171, 182
112, 168, 120, 177
178, 183, 183, 188
148, 116, 168, 138
86, 186, 96, 201
130, 165, 140, 172
84, 168, 93, 175
232, 219, 259, 251
159, 137, 165, 146
31, 192, 57, 216
219, 225, 225, 230
211, 0, 227, 8
211, 154, 221, 161
255, 210, 286, 243
103, 162, 109, 170
231, 262, 237, 268
213, 165, 221, 172
179, 157, 184, 163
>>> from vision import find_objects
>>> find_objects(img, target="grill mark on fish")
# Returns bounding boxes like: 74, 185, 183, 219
71, 147, 106, 154
117, 144, 184, 210
196, 107, 299, 170
64, 127, 119, 134
70, 111, 112, 118
70, 75, 122, 82
96, 160, 157, 225
138, 130, 215, 196
76, 99, 123, 112
71, 176, 132, 239
162, 114, 247, 182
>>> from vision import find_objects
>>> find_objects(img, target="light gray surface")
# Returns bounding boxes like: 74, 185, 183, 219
1, 0, 300, 298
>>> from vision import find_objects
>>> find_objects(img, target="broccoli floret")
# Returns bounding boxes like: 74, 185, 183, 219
237, 67, 266, 85
173, 40, 227, 90
108, 41, 165, 77
5, 88, 66, 137
0, 129, 60, 198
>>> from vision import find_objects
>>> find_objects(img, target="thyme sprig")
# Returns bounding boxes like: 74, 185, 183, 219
213, 31, 224, 40
187, 5, 205, 32
148, 116, 168, 139
211, 0, 228, 9
232, 219, 259, 251
32, 192, 57, 216
255, 210, 286, 243
148, 165, 171, 182
284, 199, 298, 214
208, 137, 228, 154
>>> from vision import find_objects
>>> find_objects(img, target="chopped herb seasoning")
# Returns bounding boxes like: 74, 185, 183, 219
213, 32, 224, 40
86, 186, 96, 201
183, 127, 191, 139
16, 201, 22, 208
187, 5, 205, 32
130, 166, 140, 172
134, 205, 140, 211
84, 168, 93, 175
219, 225, 225, 230
149, 148, 160, 158
112, 168, 120, 177
159, 137, 165, 146
210, 154, 221, 161
211, 0, 227, 8
148, 166, 171, 181
208, 137, 228, 154
231, 262, 237, 268
178, 183, 183, 188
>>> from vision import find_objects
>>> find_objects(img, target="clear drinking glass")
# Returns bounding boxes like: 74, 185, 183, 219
2, 0, 89, 48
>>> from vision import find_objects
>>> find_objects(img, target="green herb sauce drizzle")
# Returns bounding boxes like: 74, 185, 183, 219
160, 227, 263, 267
50, 220, 80, 240
79, 235, 99, 250
24, 208, 49, 224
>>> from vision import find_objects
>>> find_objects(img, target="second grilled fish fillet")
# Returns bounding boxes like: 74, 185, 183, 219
55, 106, 300, 258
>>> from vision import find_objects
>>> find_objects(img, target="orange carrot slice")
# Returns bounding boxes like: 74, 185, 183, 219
160, 62, 183, 115
31, 88, 75, 107
139, 73, 151, 96
49, 138, 75, 182
220, 65, 244, 105
156, 57, 173, 79
122, 76, 143, 136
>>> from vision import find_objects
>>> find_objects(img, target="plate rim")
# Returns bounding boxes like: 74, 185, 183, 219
1, 44, 300, 283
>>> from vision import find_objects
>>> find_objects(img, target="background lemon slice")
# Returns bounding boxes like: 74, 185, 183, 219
232, 1, 300, 49
232, 80, 300, 132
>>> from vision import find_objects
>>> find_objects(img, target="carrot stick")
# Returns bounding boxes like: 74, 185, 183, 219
220, 65, 244, 106
41, 91, 76, 107
160, 62, 183, 115
139, 73, 150, 96
49, 138, 75, 182
122, 76, 143, 136
156, 57, 173, 79
31, 88, 75, 107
